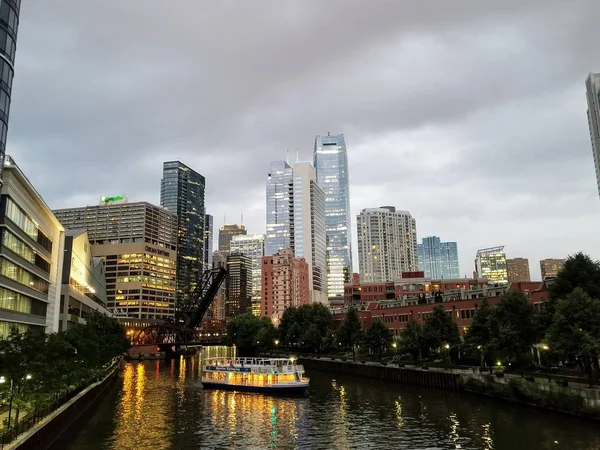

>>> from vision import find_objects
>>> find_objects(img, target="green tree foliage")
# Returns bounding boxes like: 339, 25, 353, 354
336, 308, 363, 356
463, 299, 496, 366
223, 313, 276, 356
276, 304, 332, 352
399, 319, 424, 362
493, 291, 539, 363
549, 253, 600, 301
421, 305, 460, 357
363, 320, 393, 357
546, 288, 600, 380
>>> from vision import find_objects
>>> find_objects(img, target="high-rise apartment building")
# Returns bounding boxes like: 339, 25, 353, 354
218, 224, 246, 256
0, 1, 21, 185
265, 160, 327, 303
0, 157, 65, 336
261, 249, 309, 319
160, 161, 205, 309
585, 73, 600, 198
506, 257, 531, 283
225, 252, 251, 318
204, 214, 213, 270
475, 246, 508, 284
53, 198, 178, 319
313, 134, 352, 300
417, 236, 460, 279
265, 161, 293, 255
540, 258, 565, 279
357, 207, 418, 283
210, 250, 227, 320
230, 234, 264, 316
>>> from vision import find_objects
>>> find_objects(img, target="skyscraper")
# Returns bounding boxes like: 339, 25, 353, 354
225, 252, 251, 318
218, 224, 246, 256
160, 161, 205, 309
417, 236, 460, 279
204, 214, 213, 269
357, 206, 418, 283
265, 161, 293, 255
313, 134, 352, 300
506, 258, 531, 283
0, 1, 21, 185
230, 234, 265, 316
585, 73, 600, 198
265, 160, 327, 303
540, 258, 565, 279
475, 246, 508, 284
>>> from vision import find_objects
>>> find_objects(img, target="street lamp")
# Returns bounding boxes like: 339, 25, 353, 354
0, 374, 32, 429
392, 342, 397, 349
274, 339, 279, 346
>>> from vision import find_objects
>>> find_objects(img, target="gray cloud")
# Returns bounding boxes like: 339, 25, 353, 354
7, 0, 600, 279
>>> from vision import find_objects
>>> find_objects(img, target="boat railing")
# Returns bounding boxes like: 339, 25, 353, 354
203, 357, 303, 373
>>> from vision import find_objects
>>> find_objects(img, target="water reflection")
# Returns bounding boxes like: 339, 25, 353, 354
67, 352, 600, 450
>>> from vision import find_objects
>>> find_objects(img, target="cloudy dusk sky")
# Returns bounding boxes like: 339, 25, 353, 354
7, 0, 600, 279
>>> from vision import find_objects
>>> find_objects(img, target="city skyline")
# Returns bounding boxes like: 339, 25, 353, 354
7, 1, 600, 282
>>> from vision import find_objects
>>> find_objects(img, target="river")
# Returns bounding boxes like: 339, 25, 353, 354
65, 350, 600, 450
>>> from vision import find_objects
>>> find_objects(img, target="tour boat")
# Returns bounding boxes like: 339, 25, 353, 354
201, 357, 309, 394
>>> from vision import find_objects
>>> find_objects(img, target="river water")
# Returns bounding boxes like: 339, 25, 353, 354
66, 350, 600, 450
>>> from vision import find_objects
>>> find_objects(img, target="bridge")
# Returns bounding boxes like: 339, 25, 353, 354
132, 267, 227, 350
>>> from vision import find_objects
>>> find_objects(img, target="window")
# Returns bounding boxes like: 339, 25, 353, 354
0, 257, 49, 294
2, 229, 50, 273
4, 197, 53, 252
0, 286, 46, 316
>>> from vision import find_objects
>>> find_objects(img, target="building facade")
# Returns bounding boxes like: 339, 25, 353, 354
160, 161, 205, 308
225, 252, 251, 318
417, 236, 459, 279
540, 258, 565, 279
0, 0, 21, 185
475, 246, 508, 284
230, 234, 264, 316
261, 249, 309, 319
210, 250, 227, 321
265, 161, 293, 255
204, 214, 213, 270
506, 257, 531, 283
53, 199, 178, 320
585, 73, 600, 198
59, 230, 111, 331
0, 156, 65, 336
357, 206, 418, 283
218, 224, 247, 256
313, 133, 352, 300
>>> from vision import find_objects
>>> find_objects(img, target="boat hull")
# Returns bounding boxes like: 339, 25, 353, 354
201, 381, 309, 395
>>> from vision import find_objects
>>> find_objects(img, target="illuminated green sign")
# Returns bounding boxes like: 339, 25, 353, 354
101, 195, 124, 202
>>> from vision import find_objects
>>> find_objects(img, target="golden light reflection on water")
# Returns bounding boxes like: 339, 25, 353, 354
482, 423, 494, 450
395, 398, 404, 429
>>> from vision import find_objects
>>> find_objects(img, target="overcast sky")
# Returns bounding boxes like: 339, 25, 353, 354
7, 0, 600, 280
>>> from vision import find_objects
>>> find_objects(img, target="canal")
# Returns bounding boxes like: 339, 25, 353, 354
65, 353, 600, 450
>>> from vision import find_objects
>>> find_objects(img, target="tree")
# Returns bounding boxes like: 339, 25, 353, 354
549, 253, 600, 301
546, 288, 600, 384
493, 291, 539, 364
363, 321, 394, 358
463, 299, 496, 368
421, 305, 460, 358
223, 313, 276, 356
399, 319, 424, 362
276, 304, 332, 352
336, 308, 363, 360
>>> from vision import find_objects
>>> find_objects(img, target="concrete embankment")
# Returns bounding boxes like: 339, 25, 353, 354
5, 363, 120, 450
300, 357, 600, 420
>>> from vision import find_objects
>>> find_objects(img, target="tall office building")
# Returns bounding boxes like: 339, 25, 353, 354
0, 1, 21, 185
210, 250, 227, 320
540, 258, 565, 279
506, 257, 531, 283
265, 160, 327, 303
313, 133, 352, 300
230, 234, 264, 316
474, 246, 508, 284
357, 207, 418, 283
53, 198, 178, 319
261, 249, 309, 319
218, 224, 246, 256
204, 214, 213, 269
0, 157, 65, 336
160, 161, 205, 309
417, 236, 460, 279
585, 73, 600, 198
225, 252, 251, 318
265, 161, 293, 255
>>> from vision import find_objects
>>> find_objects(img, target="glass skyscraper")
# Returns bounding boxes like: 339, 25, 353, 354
265, 161, 293, 256
160, 161, 206, 308
417, 236, 460, 279
204, 214, 213, 269
313, 133, 352, 300
585, 73, 600, 199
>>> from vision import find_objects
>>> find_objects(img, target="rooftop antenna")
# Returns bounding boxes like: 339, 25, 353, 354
327, 131, 331, 136
296, 150, 299, 162
286, 149, 289, 164
241, 212, 244, 225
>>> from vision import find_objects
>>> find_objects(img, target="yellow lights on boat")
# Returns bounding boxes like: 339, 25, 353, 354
289, 357, 297, 364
